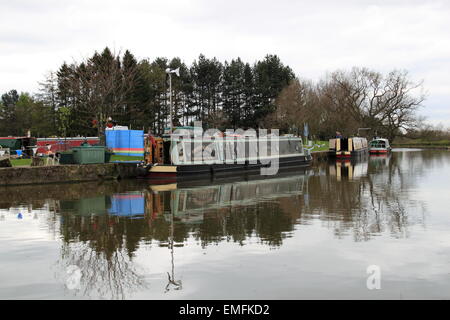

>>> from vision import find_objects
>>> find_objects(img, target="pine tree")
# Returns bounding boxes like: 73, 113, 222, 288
222, 58, 245, 128
191, 54, 223, 127
0, 90, 19, 136
242, 63, 255, 128
252, 54, 295, 127
37, 71, 58, 134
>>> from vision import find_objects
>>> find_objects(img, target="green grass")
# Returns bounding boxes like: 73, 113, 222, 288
10, 146, 332, 166
304, 140, 329, 152
109, 155, 144, 162
393, 138, 450, 147
10, 158, 32, 167
8, 155, 144, 167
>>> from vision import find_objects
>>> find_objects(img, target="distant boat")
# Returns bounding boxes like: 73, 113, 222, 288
328, 137, 368, 158
369, 138, 391, 154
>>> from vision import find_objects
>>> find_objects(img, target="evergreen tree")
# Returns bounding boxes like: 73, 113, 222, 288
190, 54, 223, 127
0, 90, 19, 136
168, 57, 193, 128
222, 58, 245, 128
252, 54, 295, 126
32, 50, 299, 137
37, 71, 58, 133
121, 50, 142, 129
242, 63, 255, 128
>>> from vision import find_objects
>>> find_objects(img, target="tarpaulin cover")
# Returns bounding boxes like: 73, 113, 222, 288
108, 193, 145, 217
105, 130, 144, 156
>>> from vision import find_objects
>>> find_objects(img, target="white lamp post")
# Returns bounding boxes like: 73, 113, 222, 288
165, 67, 180, 134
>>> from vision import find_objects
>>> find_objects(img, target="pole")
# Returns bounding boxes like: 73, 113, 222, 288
169, 73, 173, 134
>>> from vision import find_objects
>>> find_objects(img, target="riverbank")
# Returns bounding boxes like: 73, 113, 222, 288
7, 155, 144, 167
392, 144, 450, 150
0, 163, 140, 186
393, 138, 450, 150
1, 151, 330, 186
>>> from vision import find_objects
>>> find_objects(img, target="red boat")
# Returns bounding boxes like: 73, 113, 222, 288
369, 138, 391, 154
36, 137, 100, 155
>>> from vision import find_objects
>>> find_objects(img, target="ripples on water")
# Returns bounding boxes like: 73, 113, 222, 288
0, 149, 449, 299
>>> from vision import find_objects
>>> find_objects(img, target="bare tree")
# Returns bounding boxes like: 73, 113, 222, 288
63, 48, 139, 142
317, 67, 426, 140
266, 79, 319, 135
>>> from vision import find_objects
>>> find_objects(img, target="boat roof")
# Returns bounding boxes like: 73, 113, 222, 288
329, 137, 367, 140
0, 136, 30, 140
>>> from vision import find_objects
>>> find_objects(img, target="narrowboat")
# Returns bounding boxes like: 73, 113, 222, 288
328, 137, 368, 158
369, 138, 391, 154
0, 136, 37, 157
137, 128, 312, 181
36, 137, 100, 155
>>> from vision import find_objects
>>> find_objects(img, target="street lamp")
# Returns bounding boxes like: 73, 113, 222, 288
165, 67, 180, 134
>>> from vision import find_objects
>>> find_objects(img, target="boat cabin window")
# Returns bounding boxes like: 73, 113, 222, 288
370, 140, 386, 148
170, 136, 303, 165
279, 139, 303, 156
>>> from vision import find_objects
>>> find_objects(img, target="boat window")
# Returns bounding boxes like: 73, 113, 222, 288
370, 140, 386, 148
329, 139, 336, 150
279, 139, 302, 155
202, 140, 221, 163
224, 139, 236, 162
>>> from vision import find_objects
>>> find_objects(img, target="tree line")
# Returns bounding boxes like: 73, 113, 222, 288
0, 47, 427, 141
269, 67, 427, 141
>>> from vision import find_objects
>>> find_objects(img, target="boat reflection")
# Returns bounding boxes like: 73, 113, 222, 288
329, 158, 369, 181
55, 170, 311, 298
152, 173, 309, 219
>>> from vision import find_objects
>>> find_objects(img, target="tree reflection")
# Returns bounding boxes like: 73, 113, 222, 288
5, 150, 435, 298
305, 153, 428, 241
57, 213, 149, 299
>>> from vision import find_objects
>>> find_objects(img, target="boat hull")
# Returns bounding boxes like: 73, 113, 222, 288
138, 154, 313, 182
329, 148, 369, 158
369, 148, 390, 154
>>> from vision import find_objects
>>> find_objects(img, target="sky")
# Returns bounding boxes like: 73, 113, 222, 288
1, 0, 449, 127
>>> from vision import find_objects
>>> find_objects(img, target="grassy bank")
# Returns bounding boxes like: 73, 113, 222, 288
8, 155, 143, 167
110, 155, 143, 162
305, 140, 329, 152
10, 144, 330, 167
10, 159, 32, 167
393, 138, 450, 148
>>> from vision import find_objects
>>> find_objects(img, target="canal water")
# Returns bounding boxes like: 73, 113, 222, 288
1, 149, 449, 299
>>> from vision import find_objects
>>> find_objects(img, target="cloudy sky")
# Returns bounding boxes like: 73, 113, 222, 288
1, 0, 449, 126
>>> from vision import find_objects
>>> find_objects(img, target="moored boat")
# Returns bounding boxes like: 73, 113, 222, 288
328, 137, 368, 158
137, 128, 312, 182
369, 138, 391, 154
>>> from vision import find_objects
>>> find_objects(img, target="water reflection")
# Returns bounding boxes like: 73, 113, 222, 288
58, 174, 310, 248
0, 150, 440, 299
305, 153, 426, 241
52, 173, 309, 298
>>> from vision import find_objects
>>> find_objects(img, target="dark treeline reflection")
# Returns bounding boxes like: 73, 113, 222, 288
58, 174, 308, 250
54, 175, 308, 298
